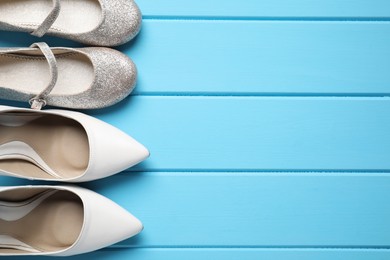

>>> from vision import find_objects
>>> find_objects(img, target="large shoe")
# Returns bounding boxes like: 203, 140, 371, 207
0, 42, 137, 110
0, 0, 142, 46
0, 185, 143, 256
0, 105, 149, 182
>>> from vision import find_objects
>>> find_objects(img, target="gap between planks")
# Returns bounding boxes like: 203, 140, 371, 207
132, 93, 390, 98
109, 245, 390, 250
120, 171, 390, 176
143, 16, 390, 22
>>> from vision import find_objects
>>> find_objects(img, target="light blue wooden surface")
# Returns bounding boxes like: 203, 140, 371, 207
90, 97, 390, 172
136, 0, 390, 19
122, 21, 390, 96
1, 0, 390, 259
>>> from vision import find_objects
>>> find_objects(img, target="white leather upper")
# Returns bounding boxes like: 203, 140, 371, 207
0, 105, 149, 182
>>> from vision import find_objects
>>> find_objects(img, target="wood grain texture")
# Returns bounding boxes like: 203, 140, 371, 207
136, 0, 390, 19
87, 96, 390, 172
118, 20, 390, 95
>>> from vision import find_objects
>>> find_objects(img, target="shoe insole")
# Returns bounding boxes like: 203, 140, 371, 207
0, 112, 89, 179
0, 52, 94, 96
0, 189, 83, 253
0, 0, 102, 34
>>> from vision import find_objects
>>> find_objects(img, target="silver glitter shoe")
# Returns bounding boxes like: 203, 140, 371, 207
0, 42, 137, 110
0, 0, 141, 46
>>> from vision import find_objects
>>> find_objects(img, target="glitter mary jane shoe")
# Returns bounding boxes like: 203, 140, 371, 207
0, 185, 143, 256
0, 0, 141, 46
0, 42, 137, 110
0, 105, 149, 182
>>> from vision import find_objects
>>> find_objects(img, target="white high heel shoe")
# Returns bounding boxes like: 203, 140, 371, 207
0, 185, 143, 256
0, 105, 149, 182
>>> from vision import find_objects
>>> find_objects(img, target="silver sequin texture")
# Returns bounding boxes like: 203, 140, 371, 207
0, 46, 137, 109
0, 0, 142, 46
31, 0, 61, 37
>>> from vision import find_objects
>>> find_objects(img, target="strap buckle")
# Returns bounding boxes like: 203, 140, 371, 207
29, 98, 47, 110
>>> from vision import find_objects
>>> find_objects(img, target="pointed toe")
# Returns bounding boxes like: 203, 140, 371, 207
119, 133, 150, 168
64, 186, 143, 256
77, 112, 150, 182
114, 206, 144, 241
98, 125, 149, 172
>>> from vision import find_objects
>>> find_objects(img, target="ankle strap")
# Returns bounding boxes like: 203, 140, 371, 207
29, 42, 58, 110
31, 0, 61, 37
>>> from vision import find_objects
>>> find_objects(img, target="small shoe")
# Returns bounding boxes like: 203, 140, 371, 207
0, 185, 143, 256
0, 42, 137, 110
0, 105, 149, 182
0, 0, 141, 46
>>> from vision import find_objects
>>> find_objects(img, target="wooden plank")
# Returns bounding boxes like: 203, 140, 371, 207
1, 21, 390, 95
2, 173, 390, 247
86, 96, 390, 172
137, 0, 390, 18
1, 248, 389, 260
119, 20, 390, 95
